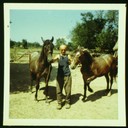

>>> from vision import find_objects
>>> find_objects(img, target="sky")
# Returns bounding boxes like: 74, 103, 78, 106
10, 10, 87, 44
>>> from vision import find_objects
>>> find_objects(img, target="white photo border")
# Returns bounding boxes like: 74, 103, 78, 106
3, 3, 126, 126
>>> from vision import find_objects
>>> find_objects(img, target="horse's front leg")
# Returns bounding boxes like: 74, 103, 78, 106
35, 73, 41, 101
82, 75, 88, 101
87, 82, 93, 92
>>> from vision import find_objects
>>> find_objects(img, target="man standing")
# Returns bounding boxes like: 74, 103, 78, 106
50, 44, 72, 110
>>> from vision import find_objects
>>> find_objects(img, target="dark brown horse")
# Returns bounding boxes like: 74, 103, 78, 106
71, 47, 117, 101
29, 37, 54, 103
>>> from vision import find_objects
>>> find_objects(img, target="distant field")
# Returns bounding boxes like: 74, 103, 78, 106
10, 47, 72, 63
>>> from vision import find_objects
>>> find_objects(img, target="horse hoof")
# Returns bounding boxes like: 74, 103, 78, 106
88, 88, 93, 92
45, 100, 50, 104
30, 91, 34, 94
34, 98, 39, 102
106, 89, 109, 92
82, 97, 87, 102
107, 92, 111, 97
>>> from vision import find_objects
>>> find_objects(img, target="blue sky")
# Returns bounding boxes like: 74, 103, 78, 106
10, 10, 87, 44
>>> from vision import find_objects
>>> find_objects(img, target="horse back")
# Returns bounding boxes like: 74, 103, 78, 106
29, 52, 40, 73
91, 54, 114, 76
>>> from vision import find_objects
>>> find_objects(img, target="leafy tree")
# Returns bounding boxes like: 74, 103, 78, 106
70, 10, 118, 52
71, 11, 106, 49
71, 23, 85, 49
22, 39, 28, 49
67, 42, 75, 51
55, 38, 66, 49
10, 40, 16, 48
33, 42, 41, 48
96, 10, 118, 51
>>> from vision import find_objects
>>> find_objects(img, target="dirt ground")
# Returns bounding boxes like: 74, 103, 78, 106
9, 58, 118, 121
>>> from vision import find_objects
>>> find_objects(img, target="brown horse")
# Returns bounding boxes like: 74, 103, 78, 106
71, 47, 117, 101
29, 37, 54, 103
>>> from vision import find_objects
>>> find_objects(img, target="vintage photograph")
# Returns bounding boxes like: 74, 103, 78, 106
3, 3, 126, 126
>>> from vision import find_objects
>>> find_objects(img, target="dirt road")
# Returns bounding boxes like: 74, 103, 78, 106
9, 62, 118, 121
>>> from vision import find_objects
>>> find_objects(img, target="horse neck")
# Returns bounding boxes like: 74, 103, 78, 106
81, 61, 90, 69
80, 53, 93, 69
38, 48, 47, 64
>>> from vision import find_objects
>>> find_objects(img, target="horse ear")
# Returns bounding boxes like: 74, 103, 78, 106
41, 37, 44, 42
51, 36, 54, 42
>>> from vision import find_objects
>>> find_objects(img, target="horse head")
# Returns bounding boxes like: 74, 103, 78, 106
71, 46, 88, 69
40, 37, 54, 62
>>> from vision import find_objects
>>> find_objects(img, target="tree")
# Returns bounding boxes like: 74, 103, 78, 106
67, 42, 75, 51
96, 10, 118, 51
33, 42, 41, 48
10, 39, 16, 48
71, 11, 106, 49
22, 39, 28, 49
71, 23, 85, 49
70, 10, 118, 52
55, 38, 66, 49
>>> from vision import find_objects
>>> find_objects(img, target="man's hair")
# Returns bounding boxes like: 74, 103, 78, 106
59, 44, 67, 50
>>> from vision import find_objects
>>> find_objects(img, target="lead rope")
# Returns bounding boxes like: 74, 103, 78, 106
46, 64, 51, 82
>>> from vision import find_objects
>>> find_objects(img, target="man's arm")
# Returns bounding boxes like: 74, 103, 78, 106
68, 54, 72, 65
50, 54, 59, 63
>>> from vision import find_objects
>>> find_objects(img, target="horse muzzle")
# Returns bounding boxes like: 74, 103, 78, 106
47, 53, 52, 62
70, 64, 76, 69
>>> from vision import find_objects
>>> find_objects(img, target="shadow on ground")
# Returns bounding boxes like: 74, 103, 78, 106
83, 89, 118, 102
39, 85, 56, 103
10, 63, 57, 94
71, 93, 82, 105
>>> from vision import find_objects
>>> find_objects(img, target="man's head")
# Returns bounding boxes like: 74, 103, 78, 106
59, 44, 67, 55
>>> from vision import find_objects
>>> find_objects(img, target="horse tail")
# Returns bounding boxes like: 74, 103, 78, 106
111, 56, 118, 82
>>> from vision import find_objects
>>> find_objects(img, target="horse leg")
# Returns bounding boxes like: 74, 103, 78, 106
35, 76, 40, 101
105, 74, 109, 91
83, 83, 87, 101
82, 75, 87, 101
107, 72, 113, 96
86, 75, 97, 93
87, 82, 93, 92
87, 75, 96, 83
44, 81, 49, 103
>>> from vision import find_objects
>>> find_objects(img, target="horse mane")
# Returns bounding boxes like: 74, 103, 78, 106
80, 49, 93, 73
82, 50, 93, 65
38, 44, 46, 63
38, 40, 54, 63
